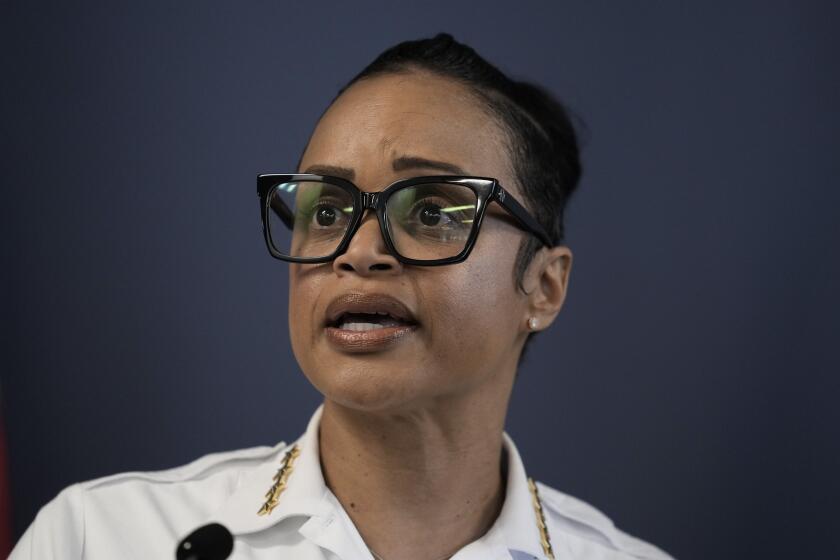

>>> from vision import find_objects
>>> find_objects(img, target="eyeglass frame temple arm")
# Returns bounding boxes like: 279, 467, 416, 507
492, 186, 554, 247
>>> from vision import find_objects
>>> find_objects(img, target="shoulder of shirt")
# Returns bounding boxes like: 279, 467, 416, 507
76, 440, 291, 491
535, 481, 675, 560
12, 441, 294, 559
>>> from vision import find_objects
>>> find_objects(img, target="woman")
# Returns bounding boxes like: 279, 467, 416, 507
12, 34, 672, 560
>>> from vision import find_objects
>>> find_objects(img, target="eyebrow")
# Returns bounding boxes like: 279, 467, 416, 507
303, 156, 468, 182
302, 164, 355, 180
392, 155, 467, 175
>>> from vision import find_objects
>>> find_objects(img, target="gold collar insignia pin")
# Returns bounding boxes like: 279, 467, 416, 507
257, 444, 301, 516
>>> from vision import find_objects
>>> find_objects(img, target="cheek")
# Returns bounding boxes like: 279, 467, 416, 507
288, 267, 323, 363
422, 233, 525, 374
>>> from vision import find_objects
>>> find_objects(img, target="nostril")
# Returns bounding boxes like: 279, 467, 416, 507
338, 262, 355, 272
369, 263, 392, 271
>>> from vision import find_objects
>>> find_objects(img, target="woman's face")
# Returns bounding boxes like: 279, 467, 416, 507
289, 71, 538, 412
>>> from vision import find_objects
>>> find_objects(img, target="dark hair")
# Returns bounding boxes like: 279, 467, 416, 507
317, 33, 583, 359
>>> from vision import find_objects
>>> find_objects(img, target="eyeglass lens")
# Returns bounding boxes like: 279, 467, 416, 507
267, 180, 478, 261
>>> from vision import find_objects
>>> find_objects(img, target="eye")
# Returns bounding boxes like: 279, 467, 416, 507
418, 203, 447, 227
302, 198, 352, 229
314, 204, 338, 226
386, 184, 477, 241
408, 198, 475, 230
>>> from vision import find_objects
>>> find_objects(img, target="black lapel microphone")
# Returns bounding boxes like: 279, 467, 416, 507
175, 523, 234, 560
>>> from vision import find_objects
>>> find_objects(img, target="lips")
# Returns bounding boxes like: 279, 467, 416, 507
323, 293, 419, 352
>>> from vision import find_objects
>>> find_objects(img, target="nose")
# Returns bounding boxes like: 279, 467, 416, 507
332, 211, 402, 276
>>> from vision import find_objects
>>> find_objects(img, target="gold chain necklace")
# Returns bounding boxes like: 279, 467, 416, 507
258, 444, 555, 559
528, 476, 555, 559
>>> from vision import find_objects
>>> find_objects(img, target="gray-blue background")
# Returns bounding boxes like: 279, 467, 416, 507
3, 2, 839, 558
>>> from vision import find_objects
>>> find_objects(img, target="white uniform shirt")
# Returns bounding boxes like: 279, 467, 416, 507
11, 406, 673, 560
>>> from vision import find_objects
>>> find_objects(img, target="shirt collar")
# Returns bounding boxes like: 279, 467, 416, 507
482, 431, 557, 560
210, 405, 329, 535
209, 405, 560, 559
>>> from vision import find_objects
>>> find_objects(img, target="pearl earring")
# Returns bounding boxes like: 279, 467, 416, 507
528, 317, 538, 331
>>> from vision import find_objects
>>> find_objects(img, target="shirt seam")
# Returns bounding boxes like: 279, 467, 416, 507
76, 483, 87, 559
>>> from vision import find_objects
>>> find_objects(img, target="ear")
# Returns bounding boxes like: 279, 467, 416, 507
520, 245, 573, 332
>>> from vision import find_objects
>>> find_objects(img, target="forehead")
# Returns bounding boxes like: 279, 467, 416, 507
300, 71, 514, 189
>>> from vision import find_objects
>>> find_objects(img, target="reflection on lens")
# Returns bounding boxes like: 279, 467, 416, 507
268, 181, 354, 258
387, 183, 477, 260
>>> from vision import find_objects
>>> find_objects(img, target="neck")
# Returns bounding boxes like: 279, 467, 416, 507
318, 395, 510, 560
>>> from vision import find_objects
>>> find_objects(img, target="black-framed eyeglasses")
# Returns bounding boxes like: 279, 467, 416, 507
257, 174, 552, 266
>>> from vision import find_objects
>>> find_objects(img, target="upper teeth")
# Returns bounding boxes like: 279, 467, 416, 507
337, 312, 403, 331
339, 322, 386, 332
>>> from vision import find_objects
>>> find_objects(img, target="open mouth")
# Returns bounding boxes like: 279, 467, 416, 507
330, 311, 414, 332
323, 293, 419, 350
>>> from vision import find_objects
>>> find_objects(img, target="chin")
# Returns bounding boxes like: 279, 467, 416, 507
308, 362, 431, 413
